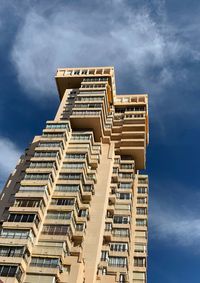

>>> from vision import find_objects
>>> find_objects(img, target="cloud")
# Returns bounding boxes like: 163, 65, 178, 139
10, 0, 188, 100
0, 137, 21, 188
150, 203, 200, 247
149, 182, 200, 248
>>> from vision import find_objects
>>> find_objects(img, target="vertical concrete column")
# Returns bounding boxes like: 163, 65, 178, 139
83, 143, 114, 283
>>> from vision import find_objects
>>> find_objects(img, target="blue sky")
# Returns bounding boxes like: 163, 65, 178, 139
1, 0, 200, 282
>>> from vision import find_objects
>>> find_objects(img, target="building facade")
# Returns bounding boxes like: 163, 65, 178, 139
0, 67, 149, 283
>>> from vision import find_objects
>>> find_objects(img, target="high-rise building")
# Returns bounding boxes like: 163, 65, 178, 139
0, 67, 149, 283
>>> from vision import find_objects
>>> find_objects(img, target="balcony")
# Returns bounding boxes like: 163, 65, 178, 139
27, 265, 60, 277
70, 111, 103, 142
15, 187, 49, 205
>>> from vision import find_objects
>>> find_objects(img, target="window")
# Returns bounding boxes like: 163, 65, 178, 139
135, 244, 146, 253
59, 173, 82, 180
81, 70, 87, 75
0, 246, 24, 257
119, 183, 132, 189
8, 214, 38, 224
76, 96, 104, 102
114, 158, 120, 164
105, 223, 112, 231
137, 197, 147, 204
113, 216, 130, 224
138, 178, 148, 184
101, 251, 109, 261
118, 173, 133, 179
108, 257, 127, 267
62, 162, 84, 169
76, 223, 85, 231
65, 153, 86, 159
39, 142, 63, 149
110, 242, 128, 252
34, 151, 58, 158
81, 84, 106, 89
137, 187, 148, 194
136, 208, 147, 215
134, 257, 146, 267
51, 198, 75, 206
0, 265, 22, 281
29, 162, 54, 168
46, 123, 69, 130
14, 199, 42, 208
83, 184, 93, 192
74, 103, 102, 109
79, 90, 105, 95
115, 204, 131, 211
42, 132, 65, 138
42, 225, 71, 236
18, 186, 49, 196
117, 193, 131, 200
0, 229, 33, 240
136, 219, 147, 226
72, 110, 101, 116
55, 185, 80, 192
133, 272, 146, 281
46, 211, 72, 220
71, 134, 91, 140
30, 257, 59, 268
135, 231, 147, 240
83, 77, 108, 82
120, 164, 133, 169
112, 229, 129, 237
78, 209, 88, 217
119, 274, 127, 283
24, 174, 50, 180
125, 113, 144, 118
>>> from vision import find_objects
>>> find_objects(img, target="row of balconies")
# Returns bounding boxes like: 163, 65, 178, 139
0, 125, 71, 279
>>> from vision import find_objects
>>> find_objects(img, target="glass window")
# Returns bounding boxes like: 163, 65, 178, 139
46, 123, 69, 130
62, 162, 84, 169
136, 208, 147, 215
110, 243, 128, 252
8, 214, 37, 223
134, 257, 146, 267
59, 173, 82, 180
137, 187, 148, 194
55, 185, 80, 192
108, 257, 127, 267
136, 219, 147, 226
117, 193, 131, 200
0, 265, 22, 280
119, 183, 132, 189
65, 153, 86, 159
113, 215, 130, 224
39, 142, 63, 149
0, 246, 24, 257
101, 251, 109, 261
135, 244, 146, 253
34, 151, 58, 157
112, 229, 129, 237
51, 198, 75, 206
24, 174, 50, 180
42, 225, 71, 236
46, 212, 72, 220
30, 257, 59, 268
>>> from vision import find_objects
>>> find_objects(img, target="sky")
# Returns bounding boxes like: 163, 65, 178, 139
0, 0, 200, 282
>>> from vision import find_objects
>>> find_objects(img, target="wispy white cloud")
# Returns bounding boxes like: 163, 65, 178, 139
10, 0, 190, 100
149, 182, 200, 248
150, 204, 200, 247
0, 137, 21, 188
